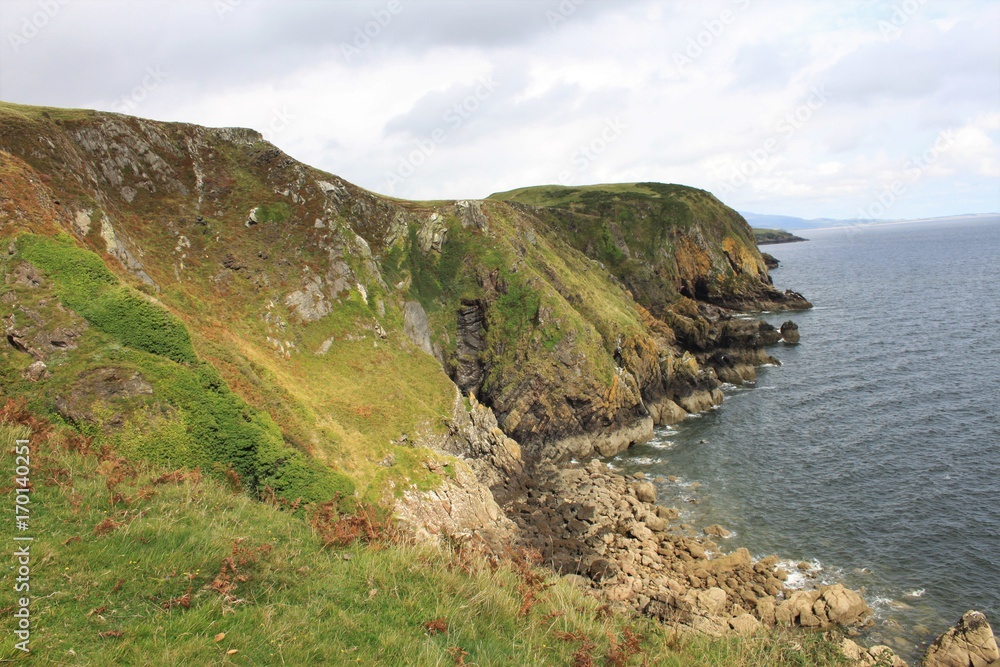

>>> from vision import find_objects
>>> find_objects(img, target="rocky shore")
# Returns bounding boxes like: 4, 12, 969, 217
503, 460, 873, 634
355, 375, 1000, 667
495, 454, 997, 667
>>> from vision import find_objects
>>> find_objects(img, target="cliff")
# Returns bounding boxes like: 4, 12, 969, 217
13, 101, 957, 666
0, 101, 807, 501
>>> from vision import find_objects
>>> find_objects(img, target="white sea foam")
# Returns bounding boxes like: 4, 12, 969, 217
777, 558, 830, 589
904, 588, 926, 598
647, 439, 676, 450
630, 456, 659, 465
869, 595, 895, 611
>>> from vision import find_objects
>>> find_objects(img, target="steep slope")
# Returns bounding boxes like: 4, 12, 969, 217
489, 183, 810, 312
0, 101, 806, 514
3, 102, 925, 664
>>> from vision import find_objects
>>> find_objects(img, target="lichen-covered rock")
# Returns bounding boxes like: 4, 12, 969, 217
924, 611, 1000, 667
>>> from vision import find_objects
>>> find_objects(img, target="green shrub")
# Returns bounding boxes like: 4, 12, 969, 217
12, 234, 353, 504
17, 234, 197, 363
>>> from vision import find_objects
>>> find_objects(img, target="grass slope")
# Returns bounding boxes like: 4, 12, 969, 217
1, 415, 854, 666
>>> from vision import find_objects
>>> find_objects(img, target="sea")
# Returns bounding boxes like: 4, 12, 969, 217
610, 217, 1000, 662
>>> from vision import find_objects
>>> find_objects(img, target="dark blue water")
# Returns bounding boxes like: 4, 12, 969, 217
613, 218, 1000, 659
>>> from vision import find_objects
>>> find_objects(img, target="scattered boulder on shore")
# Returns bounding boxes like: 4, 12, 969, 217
924, 610, 1000, 667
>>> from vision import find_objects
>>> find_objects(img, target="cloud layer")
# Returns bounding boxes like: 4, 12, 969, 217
2, 0, 998, 219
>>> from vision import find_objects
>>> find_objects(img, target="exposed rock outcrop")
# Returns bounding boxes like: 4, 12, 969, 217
394, 462, 515, 546
397, 392, 523, 546
403, 300, 433, 355
924, 611, 1000, 667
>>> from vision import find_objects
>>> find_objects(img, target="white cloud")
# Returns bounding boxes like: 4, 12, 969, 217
0, 0, 997, 218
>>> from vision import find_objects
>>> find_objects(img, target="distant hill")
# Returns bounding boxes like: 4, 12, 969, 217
741, 211, 874, 230
742, 211, 1000, 231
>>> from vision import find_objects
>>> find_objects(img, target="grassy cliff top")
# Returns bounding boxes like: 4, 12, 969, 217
489, 182, 714, 209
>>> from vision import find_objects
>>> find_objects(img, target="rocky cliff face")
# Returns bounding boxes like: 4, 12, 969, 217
0, 101, 805, 526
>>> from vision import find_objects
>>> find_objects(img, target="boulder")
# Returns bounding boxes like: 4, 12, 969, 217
839, 638, 868, 664
644, 513, 668, 532
632, 481, 657, 504
755, 596, 777, 626
868, 645, 907, 667
704, 524, 731, 538
22, 360, 48, 382
819, 584, 871, 626
780, 321, 800, 343
924, 611, 1000, 667
704, 548, 752, 576
696, 587, 728, 616
728, 613, 763, 636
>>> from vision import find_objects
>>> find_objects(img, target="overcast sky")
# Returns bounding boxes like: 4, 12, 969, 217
1, 0, 998, 219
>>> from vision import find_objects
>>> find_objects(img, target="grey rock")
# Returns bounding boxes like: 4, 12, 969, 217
403, 301, 433, 355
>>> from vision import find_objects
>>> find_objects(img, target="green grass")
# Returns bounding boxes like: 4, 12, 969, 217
2, 236, 353, 504
488, 182, 673, 208
253, 202, 291, 225
17, 234, 197, 364
0, 100, 99, 123
0, 419, 855, 666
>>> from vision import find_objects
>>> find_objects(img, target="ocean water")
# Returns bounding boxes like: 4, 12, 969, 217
612, 218, 1000, 660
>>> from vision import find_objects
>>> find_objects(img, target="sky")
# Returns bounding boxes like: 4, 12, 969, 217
1, 0, 998, 220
